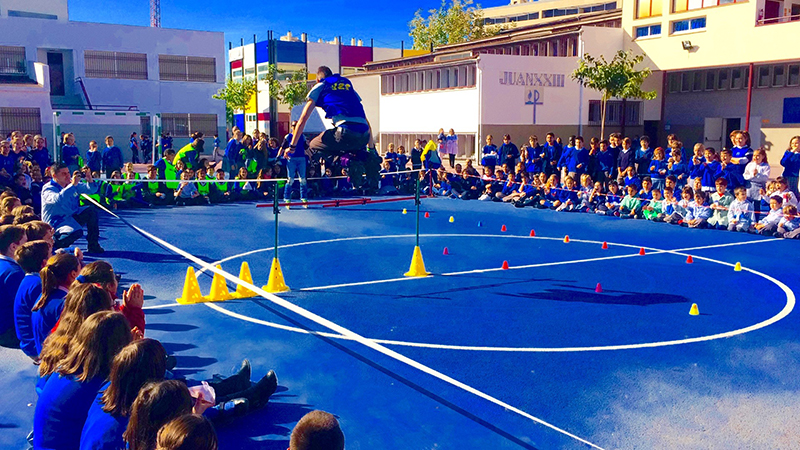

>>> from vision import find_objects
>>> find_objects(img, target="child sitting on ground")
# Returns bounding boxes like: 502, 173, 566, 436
554, 176, 579, 212
683, 191, 712, 228
708, 178, 734, 230
379, 161, 400, 195
727, 186, 754, 232
619, 184, 642, 219
776, 205, 800, 238
597, 181, 622, 216
174, 171, 200, 206
752, 196, 784, 235
642, 188, 665, 221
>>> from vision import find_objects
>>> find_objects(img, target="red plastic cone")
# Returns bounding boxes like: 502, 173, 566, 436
686, 255, 694, 264
595, 283, 602, 293
529, 229, 536, 237
501, 260, 509, 270
424, 212, 430, 218
443, 247, 449, 255
563, 235, 570, 243
501, 225, 507, 232
639, 247, 646, 256
601, 241, 608, 249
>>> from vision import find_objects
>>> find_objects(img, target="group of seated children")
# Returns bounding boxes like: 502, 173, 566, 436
0, 221, 347, 450
417, 132, 798, 239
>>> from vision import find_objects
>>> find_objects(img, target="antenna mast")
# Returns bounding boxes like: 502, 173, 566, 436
150, 0, 161, 28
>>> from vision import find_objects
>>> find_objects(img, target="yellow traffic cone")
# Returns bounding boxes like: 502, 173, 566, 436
232, 261, 257, 299
404, 246, 430, 277
734, 262, 742, 272
176, 266, 204, 304
205, 265, 232, 301
689, 303, 700, 316
263, 258, 290, 293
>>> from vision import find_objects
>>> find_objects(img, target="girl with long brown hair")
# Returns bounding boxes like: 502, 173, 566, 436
34, 311, 132, 450
30, 253, 80, 354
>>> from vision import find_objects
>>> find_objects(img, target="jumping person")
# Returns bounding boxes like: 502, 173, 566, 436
289, 66, 375, 183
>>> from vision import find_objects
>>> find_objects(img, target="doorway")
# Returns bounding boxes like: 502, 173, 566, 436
47, 52, 65, 96
724, 117, 742, 149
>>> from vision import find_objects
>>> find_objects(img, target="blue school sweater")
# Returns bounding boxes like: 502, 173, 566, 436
690, 161, 721, 188
544, 143, 562, 171
85, 151, 102, 173
598, 150, 614, 175
0, 256, 25, 338
624, 176, 640, 188
669, 161, 689, 182
80, 382, 127, 450
481, 145, 498, 167
14, 273, 42, 358
731, 146, 752, 176
569, 147, 589, 174
558, 146, 574, 170
35, 374, 106, 450
649, 159, 668, 180
499, 143, 519, 165
529, 144, 545, 173
635, 147, 653, 175
780, 151, 800, 177
688, 156, 706, 176
31, 288, 68, 355
715, 163, 745, 189
617, 148, 635, 173
102, 146, 123, 171
31, 148, 51, 171
379, 170, 396, 189
397, 154, 408, 170
384, 151, 398, 172
556, 186, 579, 203
62, 145, 81, 167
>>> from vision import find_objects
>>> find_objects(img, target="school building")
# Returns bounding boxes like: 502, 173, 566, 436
350, 8, 660, 162
227, 33, 430, 138
622, 0, 800, 161
0, 0, 226, 161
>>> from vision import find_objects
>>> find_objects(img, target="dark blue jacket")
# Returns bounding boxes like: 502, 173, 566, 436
781, 151, 800, 177
35, 374, 106, 450
62, 145, 81, 167
86, 151, 102, 174
80, 382, 127, 450
31, 148, 51, 171
617, 148, 636, 173
499, 143, 519, 165
32, 288, 68, 355
691, 161, 722, 188
102, 146, 123, 172
0, 256, 25, 338
14, 273, 41, 358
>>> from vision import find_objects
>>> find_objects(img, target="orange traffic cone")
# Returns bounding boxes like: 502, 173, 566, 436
563, 235, 570, 243
501, 260, 509, 270
529, 229, 536, 237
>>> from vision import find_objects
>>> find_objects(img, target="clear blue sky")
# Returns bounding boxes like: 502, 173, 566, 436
68, 0, 507, 50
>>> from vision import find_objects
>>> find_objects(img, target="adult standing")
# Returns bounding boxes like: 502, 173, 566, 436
224, 128, 243, 179
41, 164, 103, 253
444, 129, 458, 169
281, 122, 308, 206
289, 66, 374, 172
174, 133, 204, 171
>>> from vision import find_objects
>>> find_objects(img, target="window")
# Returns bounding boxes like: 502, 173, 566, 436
0, 46, 26, 75
680, 72, 691, 92
161, 113, 218, 137
85, 51, 148, 80
232, 69, 243, 78
705, 71, 716, 90
693, 71, 704, 91
757, 66, 771, 87
730, 68, 743, 89
668, 72, 681, 93
0, 107, 41, 136
588, 101, 643, 125
380, 64, 476, 95
773, 65, 786, 87
717, 69, 729, 89
788, 65, 800, 86
159, 55, 216, 82
636, 0, 662, 18
635, 24, 662, 37
674, 0, 740, 12
672, 17, 706, 33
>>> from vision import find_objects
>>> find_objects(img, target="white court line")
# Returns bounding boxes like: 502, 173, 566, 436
201, 234, 793, 352
86, 199, 606, 450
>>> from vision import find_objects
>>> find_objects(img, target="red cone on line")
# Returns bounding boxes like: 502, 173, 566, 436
563, 235, 570, 243
529, 229, 536, 237
686, 255, 694, 264
443, 247, 449, 255
424, 212, 430, 218
639, 247, 646, 256
601, 241, 608, 249
501, 260, 509, 270
595, 283, 603, 293
501, 225, 507, 232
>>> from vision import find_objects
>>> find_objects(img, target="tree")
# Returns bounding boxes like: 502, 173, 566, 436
408, 0, 505, 50
571, 50, 657, 139
212, 77, 258, 126
260, 65, 310, 108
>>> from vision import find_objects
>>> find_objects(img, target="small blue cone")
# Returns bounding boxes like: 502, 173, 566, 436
478, 221, 483, 227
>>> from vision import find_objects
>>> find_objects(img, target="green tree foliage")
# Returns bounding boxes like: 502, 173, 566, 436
260, 64, 310, 108
212, 77, 258, 125
408, 0, 504, 50
571, 50, 657, 138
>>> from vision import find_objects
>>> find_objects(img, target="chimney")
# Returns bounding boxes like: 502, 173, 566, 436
301, 33, 308, 42
351, 38, 356, 46
357, 39, 363, 46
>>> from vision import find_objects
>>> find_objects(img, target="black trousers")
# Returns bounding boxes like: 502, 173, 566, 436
54, 207, 100, 249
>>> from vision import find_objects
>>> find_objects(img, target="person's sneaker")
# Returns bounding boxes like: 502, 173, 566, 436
301, 199, 308, 209
285, 200, 291, 210
87, 243, 105, 254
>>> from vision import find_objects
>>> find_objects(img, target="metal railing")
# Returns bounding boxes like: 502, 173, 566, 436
757, 13, 800, 25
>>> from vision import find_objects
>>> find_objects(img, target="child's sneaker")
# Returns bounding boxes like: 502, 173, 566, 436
301, 199, 308, 209
285, 200, 291, 210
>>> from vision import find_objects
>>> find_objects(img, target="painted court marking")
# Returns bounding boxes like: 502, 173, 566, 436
198, 234, 794, 353
89, 201, 606, 449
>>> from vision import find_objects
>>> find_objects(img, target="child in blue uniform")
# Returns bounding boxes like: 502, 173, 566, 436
12, 239, 50, 359
649, 147, 668, 191
690, 147, 721, 193
481, 135, 499, 172
0, 224, 26, 347
30, 253, 80, 354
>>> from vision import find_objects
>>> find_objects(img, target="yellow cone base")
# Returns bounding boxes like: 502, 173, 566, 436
734, 262, 742, 272
204, 265, 233, 302
232, 261, 258, 299
177, 267, 204, 304
263, 258, 290, 293
689, 303, 700, 316
404, 246, 430, 277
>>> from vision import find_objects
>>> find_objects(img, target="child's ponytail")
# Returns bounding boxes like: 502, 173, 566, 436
32, 253, 80, 312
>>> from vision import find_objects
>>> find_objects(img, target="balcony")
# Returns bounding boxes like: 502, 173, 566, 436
756, 0, 800, 25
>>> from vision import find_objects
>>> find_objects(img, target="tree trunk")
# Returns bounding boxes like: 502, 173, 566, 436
600, 94, 607, 140
620, 97, 627, 138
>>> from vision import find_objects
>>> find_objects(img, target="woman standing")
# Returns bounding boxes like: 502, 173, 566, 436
445, 129, 458, 169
